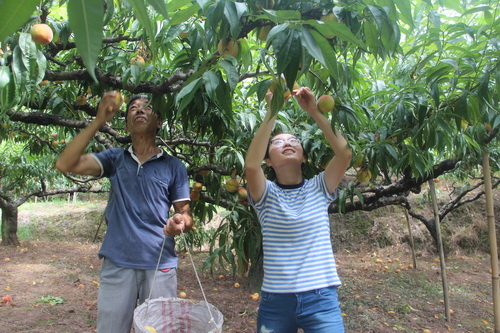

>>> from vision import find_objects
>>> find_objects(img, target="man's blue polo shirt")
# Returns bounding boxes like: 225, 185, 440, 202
92, 146, 190, 270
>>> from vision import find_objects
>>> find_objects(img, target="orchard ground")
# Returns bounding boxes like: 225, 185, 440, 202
1, 189, 498, 333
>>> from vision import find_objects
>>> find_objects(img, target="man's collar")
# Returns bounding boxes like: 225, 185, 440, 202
126, 145, 165, 158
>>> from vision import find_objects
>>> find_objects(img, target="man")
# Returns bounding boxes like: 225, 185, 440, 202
56, 92, 193, 332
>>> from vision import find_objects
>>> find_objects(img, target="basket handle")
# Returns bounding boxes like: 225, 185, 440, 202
149, 231, 218, 329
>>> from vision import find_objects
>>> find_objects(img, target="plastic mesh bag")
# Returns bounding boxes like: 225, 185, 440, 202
133, 297, 224, 333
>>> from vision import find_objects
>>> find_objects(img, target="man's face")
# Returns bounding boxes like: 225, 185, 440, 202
126, 98, 162, 134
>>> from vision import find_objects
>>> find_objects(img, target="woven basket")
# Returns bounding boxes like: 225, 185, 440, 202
133, 297, 224, 333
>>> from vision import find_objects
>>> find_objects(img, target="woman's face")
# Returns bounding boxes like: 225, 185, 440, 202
265, 133, 306, 169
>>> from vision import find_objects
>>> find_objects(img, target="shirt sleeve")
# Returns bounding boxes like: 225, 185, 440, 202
92, 148, 120, 178
317, 171, 338, 202
247, 179, 270, 210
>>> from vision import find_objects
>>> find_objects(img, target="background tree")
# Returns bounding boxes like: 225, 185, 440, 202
0, 1, 498, 273
0, 136, 106, 245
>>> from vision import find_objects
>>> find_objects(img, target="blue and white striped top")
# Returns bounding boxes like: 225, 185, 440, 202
249, 172, 341, 293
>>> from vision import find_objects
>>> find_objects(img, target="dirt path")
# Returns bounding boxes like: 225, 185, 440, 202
1, 240, 495, 332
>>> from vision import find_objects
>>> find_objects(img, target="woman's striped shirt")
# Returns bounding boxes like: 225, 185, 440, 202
249, 172, 341, 293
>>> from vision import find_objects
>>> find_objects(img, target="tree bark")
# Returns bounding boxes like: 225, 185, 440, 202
1, 203, 20, 246
482, 152, 500, 333
429, 179, 451, 323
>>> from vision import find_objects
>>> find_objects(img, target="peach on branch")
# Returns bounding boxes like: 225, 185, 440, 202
356, 168, 372, 183
114, 91, 124, 108
76, 95, 88, 106
30, 23, 53, 45
190, 191, 200, 201
320, 13, 338, 38
225, 178, 239, 193
192, 182, 203, 192
217, 39, 239, 57
258, 25, 271, 42
317, 95, 335, 113
130, 55, 145, 66
353, 154, 364, 168
237, 187, 247, 200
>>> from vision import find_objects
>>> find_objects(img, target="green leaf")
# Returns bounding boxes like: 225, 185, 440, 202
258, 9, 301, 23
273, 29, 298, 76
237, 38, 252, 73
176, 77, 202, 111
363, 21, 379, 56
127, 0, 157, 49
147, 0, 168, 18
35, 50, 47, 84
205, 1, 225, 32
426, 62, 453, 85
169, 0, 190, 12
299, 28, 325, 67
169, 3, 201, 26
483, 10, 493, 25
394, 0, 413, 28
203, 70, 220, 101
0, 66, 9, 90
11, 46, 27, 95
266, 23, 289, 44
430, 82, 439, 107
384, 143, 399, 160
338, 189, 347, 214
0, 0, 38, 41
36, 295, 65, 306
18, 33, 37, 78
68, 0, 104, 83
214, 79, 232, 115
224, 1, 247, 38
309, 29, 339, 79
219, 60, 239, 91
354, 188, 364, 206
103, 0, 115, 25
304, 19, 367, 50
195, 0, 211, 11
461, 5, 492, 17
0, 66, 18, 112
429, 10, 441, 29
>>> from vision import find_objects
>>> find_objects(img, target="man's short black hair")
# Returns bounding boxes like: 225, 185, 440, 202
125, 94, 154, 121
126, 94, 150, 110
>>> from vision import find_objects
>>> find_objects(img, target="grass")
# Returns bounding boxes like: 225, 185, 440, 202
16, 199, 106, 242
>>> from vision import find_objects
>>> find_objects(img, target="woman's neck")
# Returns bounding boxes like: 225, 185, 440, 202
274, 166, 303, 185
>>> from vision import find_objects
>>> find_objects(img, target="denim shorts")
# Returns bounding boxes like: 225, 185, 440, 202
257, 286, 344, 333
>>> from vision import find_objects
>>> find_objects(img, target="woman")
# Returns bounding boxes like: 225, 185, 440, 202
245, 86, 352, 333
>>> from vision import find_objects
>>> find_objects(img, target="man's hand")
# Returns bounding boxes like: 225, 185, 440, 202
164, 213, 185, 237
96, 91, 123, 124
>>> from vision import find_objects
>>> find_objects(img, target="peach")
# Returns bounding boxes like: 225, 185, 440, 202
30, 24, 53, 45
317, 95, 335, 113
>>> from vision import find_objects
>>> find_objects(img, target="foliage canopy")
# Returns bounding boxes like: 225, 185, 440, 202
0, 0, 498, 265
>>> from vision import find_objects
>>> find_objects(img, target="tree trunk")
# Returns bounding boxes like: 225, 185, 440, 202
482, 152, 500, 333
404, 208, 417, 269
1, 203, 20, 246
428, 179, 450, 323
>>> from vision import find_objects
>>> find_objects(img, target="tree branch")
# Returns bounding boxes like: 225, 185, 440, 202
43, 69, 194, 94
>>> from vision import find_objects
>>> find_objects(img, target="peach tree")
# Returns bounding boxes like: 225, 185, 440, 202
0, 0, 498, 273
